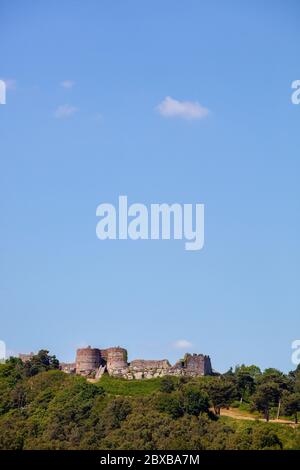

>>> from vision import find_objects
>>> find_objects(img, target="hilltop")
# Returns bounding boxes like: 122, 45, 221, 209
1, 351, 300, 450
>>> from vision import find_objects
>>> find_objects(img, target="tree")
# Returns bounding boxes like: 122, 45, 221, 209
235, 370, 255, 402
288, 364, 300, 394
23, 350, 59, 377
251, 426, 282, 450
205, 378, 237, 415
182, 387, 209, 416
101, 397, 132, 430
159, 376, 176, 394
223, 367, 234, 377
256, 369, 291, 419
258, 368, 290, 391
252, 382, 280, 421
282, 392, 300, 424
0, 357, 24, 384
156, 393, 184, 419
235, 364, 261, 380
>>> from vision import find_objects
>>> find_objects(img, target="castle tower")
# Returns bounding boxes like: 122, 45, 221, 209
104, 347, 128, 372
75, 346, 101, 376
184, 353, 212, 376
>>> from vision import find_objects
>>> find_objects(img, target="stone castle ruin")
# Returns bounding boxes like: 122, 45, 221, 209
19, 345, 213, 380
72, 345, 213, 380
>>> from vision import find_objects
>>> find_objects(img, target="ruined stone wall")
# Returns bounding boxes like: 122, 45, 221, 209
99, 349, 109, 362
168, 353, 212, 377
203, 356, 213, 375
73, 345, 213, 380
125, 355, 212, 379
130, 359, 170, 370
19, 352, 34, 362
60, 362, 76, 374
128, 359, 171, 379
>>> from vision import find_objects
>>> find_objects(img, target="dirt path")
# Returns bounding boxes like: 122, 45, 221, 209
220, 407, 298, 426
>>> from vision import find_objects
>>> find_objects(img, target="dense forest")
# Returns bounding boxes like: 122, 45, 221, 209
1, 351, 300, 450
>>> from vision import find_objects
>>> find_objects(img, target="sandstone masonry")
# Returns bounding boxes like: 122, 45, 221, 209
71, 345, 213, 380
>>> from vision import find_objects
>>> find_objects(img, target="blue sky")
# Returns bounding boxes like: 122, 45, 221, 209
1, 0, 299, 372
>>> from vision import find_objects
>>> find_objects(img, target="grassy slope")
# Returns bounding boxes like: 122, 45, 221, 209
96, 375, 163, 396
95, 375, 300, 449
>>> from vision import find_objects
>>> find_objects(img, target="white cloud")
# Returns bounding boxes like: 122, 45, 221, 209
61, 80, 75, 89
157, 96, 209, 120
173, 339, 193, 349
54, 104, 78, 119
